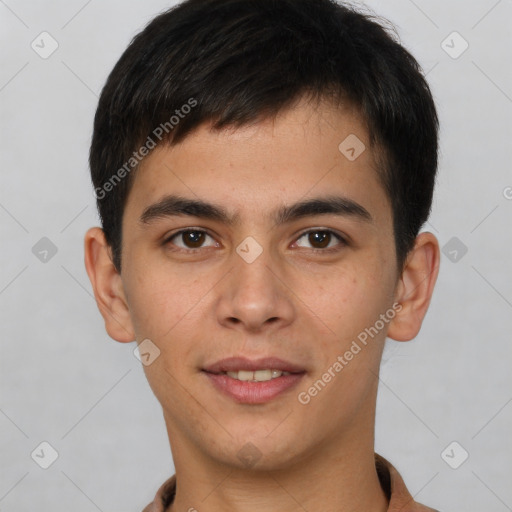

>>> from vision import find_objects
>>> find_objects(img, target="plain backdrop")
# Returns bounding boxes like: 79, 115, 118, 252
1, 0, 511, 510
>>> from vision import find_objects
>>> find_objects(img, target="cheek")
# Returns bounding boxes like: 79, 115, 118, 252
312, 262, 387, 325
306, 262, 394, 372
123, 259, 201, 341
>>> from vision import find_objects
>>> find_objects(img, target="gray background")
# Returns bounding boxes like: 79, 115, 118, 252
1, 0, 511, 510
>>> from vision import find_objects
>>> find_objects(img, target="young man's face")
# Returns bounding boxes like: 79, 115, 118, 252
86, 97, 438, 471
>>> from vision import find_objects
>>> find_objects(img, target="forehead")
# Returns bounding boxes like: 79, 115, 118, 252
123, 98, 391, 229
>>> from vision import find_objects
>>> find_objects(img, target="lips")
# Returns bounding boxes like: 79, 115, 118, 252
202, 356, 306, 374
202, 356, 307, 404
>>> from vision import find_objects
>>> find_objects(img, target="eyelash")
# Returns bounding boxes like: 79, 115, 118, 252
163, 228, 348, 254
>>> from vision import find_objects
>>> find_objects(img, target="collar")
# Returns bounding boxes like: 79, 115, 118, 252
143, 453, 438, 512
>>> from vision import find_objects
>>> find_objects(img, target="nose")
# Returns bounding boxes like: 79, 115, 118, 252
215, 246, 295, 333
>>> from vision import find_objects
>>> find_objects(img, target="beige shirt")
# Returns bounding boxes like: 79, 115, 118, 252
143, 454, 439, 512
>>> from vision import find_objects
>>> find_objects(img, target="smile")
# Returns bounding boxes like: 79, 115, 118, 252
203, 370, 305, 404
219, 369, 291, 382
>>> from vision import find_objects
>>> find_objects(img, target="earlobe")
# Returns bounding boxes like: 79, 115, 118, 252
84, 227, 135, 343
387, 232, 440, 342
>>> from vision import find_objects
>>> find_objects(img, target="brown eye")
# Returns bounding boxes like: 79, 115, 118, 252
295, 229, 346, 252
308, 231, 330, 249
181, 230, 206, 248
166, 229, 216, 251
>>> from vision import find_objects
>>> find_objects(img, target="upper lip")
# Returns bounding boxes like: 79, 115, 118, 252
203, 356, 306, 374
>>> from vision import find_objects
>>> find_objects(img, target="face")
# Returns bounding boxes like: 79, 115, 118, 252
112, 98, 402, 470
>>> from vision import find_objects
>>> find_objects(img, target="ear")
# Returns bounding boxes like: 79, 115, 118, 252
84, 227, 135, 343
387, 231, 440, 342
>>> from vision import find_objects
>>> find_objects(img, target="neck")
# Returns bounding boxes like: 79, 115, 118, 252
165, 413, 388, 512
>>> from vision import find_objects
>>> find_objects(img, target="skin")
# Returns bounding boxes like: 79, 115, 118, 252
84, 96, 440, 512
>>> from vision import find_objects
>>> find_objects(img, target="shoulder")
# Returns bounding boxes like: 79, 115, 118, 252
375, 453, 440, 512
142, 474, 177, 512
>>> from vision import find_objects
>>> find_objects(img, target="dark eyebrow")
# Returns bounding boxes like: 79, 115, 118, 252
139, 194, 372, 226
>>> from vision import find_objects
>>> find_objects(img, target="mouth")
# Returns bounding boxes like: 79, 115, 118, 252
206, 369, 295, 382
202, 356, 307, 404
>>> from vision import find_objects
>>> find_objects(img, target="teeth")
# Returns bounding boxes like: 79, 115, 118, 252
225, 369, 291, 382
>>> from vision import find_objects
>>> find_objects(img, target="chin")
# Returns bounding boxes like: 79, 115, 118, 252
210, 435, 305, 473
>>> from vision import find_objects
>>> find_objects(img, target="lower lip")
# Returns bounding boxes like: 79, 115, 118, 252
203, 371, 305, 404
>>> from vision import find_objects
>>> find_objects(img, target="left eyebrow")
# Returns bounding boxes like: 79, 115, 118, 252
139, 193, 373, 226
